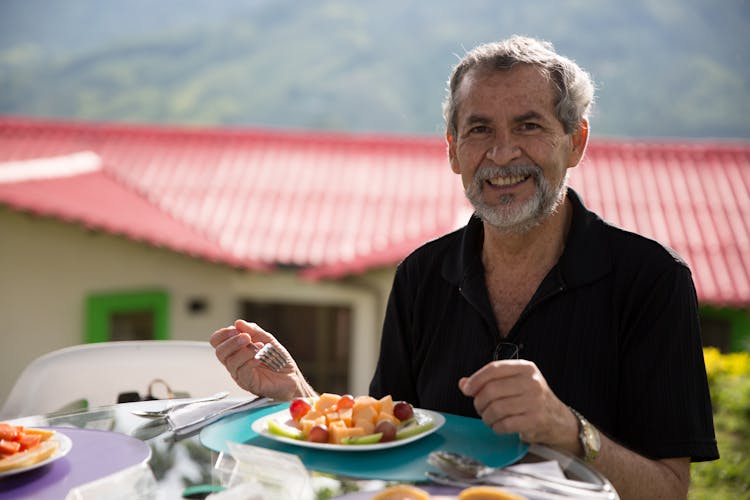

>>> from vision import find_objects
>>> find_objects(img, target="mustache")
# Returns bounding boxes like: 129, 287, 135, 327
473, 164, 541, 182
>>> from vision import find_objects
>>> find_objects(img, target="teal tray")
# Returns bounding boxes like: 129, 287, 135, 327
200, 403, 527, 482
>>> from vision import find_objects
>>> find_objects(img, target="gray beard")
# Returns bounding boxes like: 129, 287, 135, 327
465, 164, 568, 233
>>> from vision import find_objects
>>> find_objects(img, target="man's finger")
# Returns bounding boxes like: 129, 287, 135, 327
460, 360, 530, 396
209, 326, 239, 347
235, 320, 276, 343
214, 331, 252, 363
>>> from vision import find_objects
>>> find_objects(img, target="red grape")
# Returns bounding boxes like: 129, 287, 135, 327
289, 398, 311, 421
336, 394, 355, 411
393, 401, 414, 421
374, 420, 397, 442
308, 424, 329, 443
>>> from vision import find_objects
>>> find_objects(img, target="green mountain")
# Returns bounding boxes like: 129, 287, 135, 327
1, 0, 748, 139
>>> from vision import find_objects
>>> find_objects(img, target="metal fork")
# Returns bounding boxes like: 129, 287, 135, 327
254, 343, 290, 372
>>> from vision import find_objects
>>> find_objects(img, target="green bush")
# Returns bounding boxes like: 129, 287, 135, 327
689, 348, 750, 498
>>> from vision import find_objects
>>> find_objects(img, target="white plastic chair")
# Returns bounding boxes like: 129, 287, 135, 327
0, 340, 249, 419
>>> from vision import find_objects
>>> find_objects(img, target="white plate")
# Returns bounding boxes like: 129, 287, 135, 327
252, 407, 445, 451
0, 431, 73, 478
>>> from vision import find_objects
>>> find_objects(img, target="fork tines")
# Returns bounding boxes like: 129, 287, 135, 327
254, 343, 289, 372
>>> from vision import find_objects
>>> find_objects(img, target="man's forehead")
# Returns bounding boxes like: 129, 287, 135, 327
460, 63, 551, 93
455, 64, 557, 115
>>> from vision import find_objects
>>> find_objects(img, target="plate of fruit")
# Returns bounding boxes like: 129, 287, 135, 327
0, 423, 72, 477
252, 393, 445, 451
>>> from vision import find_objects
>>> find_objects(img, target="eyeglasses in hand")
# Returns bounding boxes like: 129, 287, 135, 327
494, 341, 520, 360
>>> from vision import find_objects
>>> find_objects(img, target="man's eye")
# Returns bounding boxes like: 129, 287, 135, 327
468, 125, 490, 134
519, 122, 541, 132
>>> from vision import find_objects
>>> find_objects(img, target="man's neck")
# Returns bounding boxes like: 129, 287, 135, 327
481, 197, 572, 275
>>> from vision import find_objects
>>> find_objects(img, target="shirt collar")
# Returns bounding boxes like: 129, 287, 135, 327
442, 187, 613, 288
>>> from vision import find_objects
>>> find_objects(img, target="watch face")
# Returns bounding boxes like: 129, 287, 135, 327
570, 407, 600, 460
585, 427, 600, 448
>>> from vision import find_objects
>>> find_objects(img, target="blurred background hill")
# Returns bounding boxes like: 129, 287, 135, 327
1, 0, 748, 139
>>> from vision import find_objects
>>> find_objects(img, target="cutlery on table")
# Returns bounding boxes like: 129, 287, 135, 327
427, 451, 614, 498
167, 396, 274, 439
130, 391, 229, 418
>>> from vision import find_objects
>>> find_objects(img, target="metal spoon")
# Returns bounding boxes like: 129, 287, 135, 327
426, 470, 587, 499
428, 451, 613, 497
130, 391, 229, 418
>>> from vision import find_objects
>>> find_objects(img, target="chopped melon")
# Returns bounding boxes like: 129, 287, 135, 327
354, 418, 376, 435
376, 412, 399, 426
378, 395, 394, 415
351, 402, 378, 424
314, 393, 341, 413
338, 408, 353, 427
328, 420, 366, 444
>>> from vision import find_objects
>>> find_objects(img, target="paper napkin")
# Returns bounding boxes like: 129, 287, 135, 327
168, 397, 274, 437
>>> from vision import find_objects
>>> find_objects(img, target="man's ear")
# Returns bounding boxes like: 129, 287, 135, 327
446, 132, 461, 174
568, 119, 589, 168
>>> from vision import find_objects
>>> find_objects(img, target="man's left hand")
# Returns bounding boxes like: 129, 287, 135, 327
459, 360, 580, 454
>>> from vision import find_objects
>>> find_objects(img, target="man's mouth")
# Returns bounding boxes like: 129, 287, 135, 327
486, 174, 530, 187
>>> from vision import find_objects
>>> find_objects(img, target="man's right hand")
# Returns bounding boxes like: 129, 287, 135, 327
210, 320, 302, 401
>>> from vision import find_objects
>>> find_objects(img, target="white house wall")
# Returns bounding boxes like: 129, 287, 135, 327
0, 208, 396, 406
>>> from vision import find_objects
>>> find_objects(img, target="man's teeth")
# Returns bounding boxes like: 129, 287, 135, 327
488, 175, 528, 186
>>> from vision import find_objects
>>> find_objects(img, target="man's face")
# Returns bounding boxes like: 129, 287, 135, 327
448, 64, 587, 232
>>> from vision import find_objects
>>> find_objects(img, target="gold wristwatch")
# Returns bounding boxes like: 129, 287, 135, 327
569, 407, 601, 462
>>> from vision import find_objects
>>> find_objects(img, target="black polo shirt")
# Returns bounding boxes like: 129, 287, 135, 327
370, 188, 718, 462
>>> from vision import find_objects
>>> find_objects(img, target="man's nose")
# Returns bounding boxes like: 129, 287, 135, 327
486, 137, 521, 165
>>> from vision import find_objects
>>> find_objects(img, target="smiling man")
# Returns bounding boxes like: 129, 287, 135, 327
452, 64, 580, 235
369, 36, 719, 499
211, 36, 718, 500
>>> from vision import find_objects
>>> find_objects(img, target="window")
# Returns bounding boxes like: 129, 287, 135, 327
241, 301, 352, 394
85, 290, 169, 343
110, 310, 156, 341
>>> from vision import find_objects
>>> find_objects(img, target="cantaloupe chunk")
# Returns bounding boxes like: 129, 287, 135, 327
325, 411, 341, 425
329, 421, 366, 444
376, 412, 399, 426
315, 393, 341, 413
354, 395, 377, 404
338, 408, 353, 427
378, 395, 394, 416
352, 401, 379, 424
300, 409, 324, 422
354, 418, 375, 435
353, 395, 380, 413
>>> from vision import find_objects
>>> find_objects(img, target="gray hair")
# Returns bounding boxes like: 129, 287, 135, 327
443, 36, 595, 137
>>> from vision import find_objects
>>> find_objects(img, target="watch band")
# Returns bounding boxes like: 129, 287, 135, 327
569, 407, 601, 462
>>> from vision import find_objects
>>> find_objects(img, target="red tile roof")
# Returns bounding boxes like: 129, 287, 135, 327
1, 116, 748, 307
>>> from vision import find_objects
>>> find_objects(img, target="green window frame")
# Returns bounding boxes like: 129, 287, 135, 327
85, 290, 169, 343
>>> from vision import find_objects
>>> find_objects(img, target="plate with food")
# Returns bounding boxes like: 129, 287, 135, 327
0, 423, 72, 477
201, 394, 527, 482
251, 393, 445, 451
